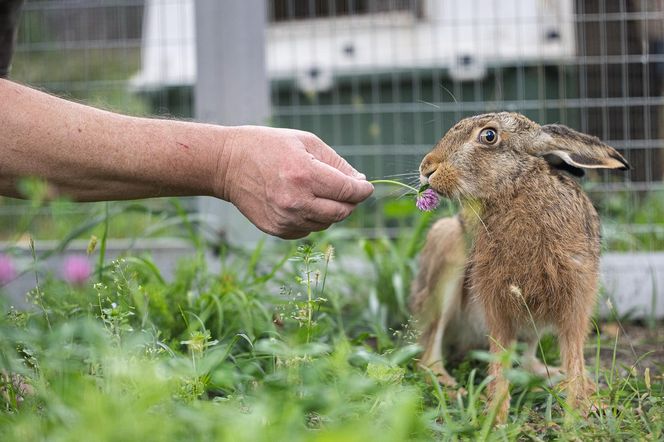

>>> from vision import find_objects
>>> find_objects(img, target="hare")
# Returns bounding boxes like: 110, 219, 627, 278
410, 112, 629, 422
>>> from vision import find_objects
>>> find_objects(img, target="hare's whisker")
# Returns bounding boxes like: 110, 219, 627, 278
380, 172, 420, 178
417, 99, 441, 109
439, 84, 458, 104
373, 186, 413, 200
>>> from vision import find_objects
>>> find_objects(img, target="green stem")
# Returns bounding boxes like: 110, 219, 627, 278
306, 263, 312, 344
369, 180, 420, 194
29, 237, 51, 331
97, 202, 109, 283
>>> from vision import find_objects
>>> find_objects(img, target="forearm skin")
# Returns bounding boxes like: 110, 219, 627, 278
0, 79, 227, 201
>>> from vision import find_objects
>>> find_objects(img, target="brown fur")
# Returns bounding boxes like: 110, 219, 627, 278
411, 112, 629, 422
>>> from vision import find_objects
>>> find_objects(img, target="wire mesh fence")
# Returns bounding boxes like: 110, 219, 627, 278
4, 0, 664, 250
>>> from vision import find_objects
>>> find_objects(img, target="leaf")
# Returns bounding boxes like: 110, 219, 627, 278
388, 344, 422, 366
366, 362, 405, 384
123, 256, 166, 285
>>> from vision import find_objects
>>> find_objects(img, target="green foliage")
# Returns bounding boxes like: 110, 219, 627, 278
359, 201, 446, 331
0, 207, 662, 440
593, 189, 664, 251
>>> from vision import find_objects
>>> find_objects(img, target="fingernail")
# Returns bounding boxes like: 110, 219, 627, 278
353, 170, 366, 180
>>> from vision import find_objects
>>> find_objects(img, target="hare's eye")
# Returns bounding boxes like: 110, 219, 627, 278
479, 128, 498, 145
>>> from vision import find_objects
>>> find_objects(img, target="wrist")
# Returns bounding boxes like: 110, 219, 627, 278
139, 118, 234, 200
212, 125, 244, 203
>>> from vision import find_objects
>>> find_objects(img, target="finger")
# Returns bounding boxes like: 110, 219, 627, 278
301, 133, 366, 179
270, 210, 331, 238
305, 199, 356, 225
277, 222, 331, 239
278, 230, 311, 240
309, 161, 374, 203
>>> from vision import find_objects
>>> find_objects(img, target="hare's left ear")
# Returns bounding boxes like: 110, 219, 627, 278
535, 124, 630, 177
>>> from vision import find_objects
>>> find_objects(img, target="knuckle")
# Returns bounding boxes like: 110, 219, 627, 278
283, 167, 309, 187
302, 131, 322, 145
276, 194, 303, 212
274, 194, 289, 210
333, 206, 351, 222
336, 180, 355, 201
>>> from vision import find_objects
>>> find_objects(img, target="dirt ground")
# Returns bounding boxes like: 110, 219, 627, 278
594, 321, 664, 375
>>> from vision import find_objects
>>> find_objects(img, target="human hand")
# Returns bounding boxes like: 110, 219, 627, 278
216, 126, 374, 239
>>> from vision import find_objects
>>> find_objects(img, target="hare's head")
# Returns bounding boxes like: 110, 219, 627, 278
420, 112, 629, 201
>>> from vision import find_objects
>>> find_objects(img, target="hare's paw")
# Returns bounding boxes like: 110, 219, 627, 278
431, 363, 458, 388
420, 361, 458, 387
525, 360, 564, 382
556, 374, 598, 414
582, 375, 597, 396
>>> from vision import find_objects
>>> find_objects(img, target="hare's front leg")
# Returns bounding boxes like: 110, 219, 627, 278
418, 284, 464, 387
416, 264, 465, 387
418, 313, 457, 387
486, 314, 515, 424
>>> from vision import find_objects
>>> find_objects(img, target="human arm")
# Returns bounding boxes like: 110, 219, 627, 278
0, 79, 373, 238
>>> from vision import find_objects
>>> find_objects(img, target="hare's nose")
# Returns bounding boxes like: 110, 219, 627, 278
420, 161, 438, 183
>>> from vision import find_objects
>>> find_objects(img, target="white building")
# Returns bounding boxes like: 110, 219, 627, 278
132, 0, 576, 94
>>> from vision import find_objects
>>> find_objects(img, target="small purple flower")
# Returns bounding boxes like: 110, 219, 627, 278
62, 255, 92, 285
416, 188, 440, 211
0, 254, 17, 284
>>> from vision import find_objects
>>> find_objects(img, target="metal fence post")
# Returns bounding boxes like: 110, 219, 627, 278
194, 0, 269, 245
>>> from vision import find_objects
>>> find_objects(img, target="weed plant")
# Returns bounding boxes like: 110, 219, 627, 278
0, 195, 662, 441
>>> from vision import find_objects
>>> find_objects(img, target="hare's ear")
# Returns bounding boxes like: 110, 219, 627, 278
537, 124, 630, 177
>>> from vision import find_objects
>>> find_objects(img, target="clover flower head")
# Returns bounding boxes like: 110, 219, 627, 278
416, 188, 440, 212
62, 255, 92, 285
0, 254, 17, 284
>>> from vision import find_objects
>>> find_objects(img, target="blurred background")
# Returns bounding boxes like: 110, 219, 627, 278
2, 0, 664, 315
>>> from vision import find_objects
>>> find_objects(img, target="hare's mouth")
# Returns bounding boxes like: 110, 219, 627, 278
431, 185, 458, 200
423, 164, 460, 199
425, 181, 457, 200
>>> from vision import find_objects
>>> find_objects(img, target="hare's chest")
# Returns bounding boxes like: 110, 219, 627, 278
467, 208, 599, 321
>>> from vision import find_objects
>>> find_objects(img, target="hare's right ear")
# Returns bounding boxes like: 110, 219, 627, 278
535, 124, 630, 177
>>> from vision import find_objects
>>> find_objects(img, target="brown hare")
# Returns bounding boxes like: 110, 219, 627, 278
410, 112, 629, 422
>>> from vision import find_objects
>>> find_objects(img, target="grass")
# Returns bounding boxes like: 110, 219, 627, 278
0, 201, 662, 441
